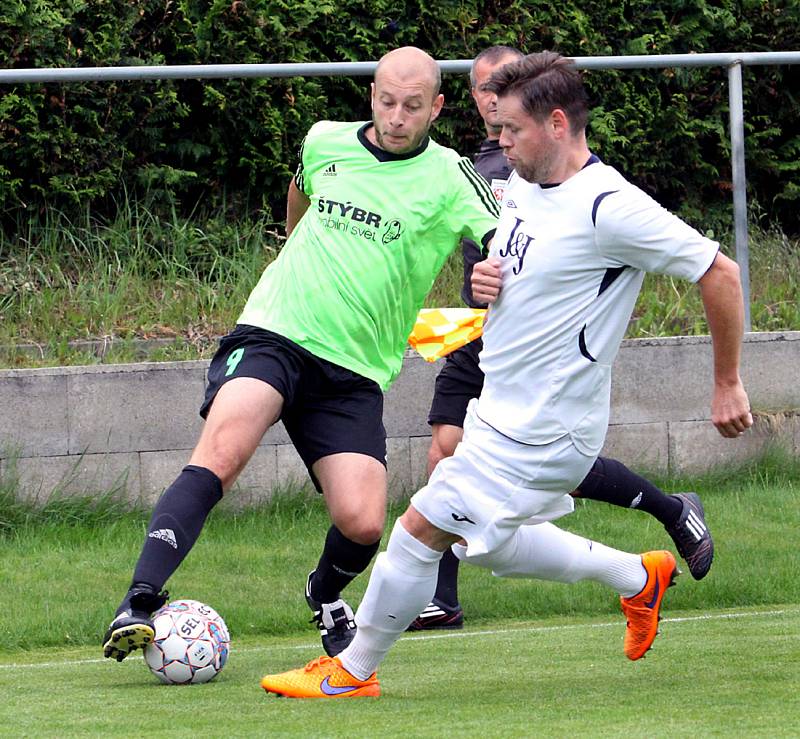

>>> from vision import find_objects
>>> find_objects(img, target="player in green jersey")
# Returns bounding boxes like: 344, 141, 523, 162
101, 46, 499, 663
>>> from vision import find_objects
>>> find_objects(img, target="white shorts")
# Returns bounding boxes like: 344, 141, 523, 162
411, 400, 596, 557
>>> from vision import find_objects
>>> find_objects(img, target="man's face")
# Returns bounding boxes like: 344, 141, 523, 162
371, 74, 443, 155
496, 93, 559, 184
471, 55, 520, 138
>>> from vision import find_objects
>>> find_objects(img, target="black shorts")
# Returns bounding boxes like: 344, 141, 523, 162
202, 325, 387, 483
427, 337, 485, 428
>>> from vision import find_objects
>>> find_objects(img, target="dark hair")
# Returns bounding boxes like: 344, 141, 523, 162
470, 45, 524, 88
484, 51, 589, 134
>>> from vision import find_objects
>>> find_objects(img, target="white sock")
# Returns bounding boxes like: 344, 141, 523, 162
459, 522, 646, 597
339, 520, 441, 680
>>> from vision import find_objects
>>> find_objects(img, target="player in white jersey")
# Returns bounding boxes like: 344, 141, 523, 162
260, 50, 752, 698
412, 45, 717, 633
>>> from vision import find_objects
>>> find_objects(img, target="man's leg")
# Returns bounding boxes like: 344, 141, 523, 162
346, 512, 676, 677
413, 340, 485, 630
576, 457, 713, 579
260, 505, 678, 696
305, 452, 387, 656
418, 450, 713, 633
103, 377, 282, 661
408, 422, 465, 631
344, 511, 653, 682
453, 521, 678, 660
260, 507, 452, 698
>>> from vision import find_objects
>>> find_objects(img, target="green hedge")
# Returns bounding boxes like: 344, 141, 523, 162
1, 0, 798, 232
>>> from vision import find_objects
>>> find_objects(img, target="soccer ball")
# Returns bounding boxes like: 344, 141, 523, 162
143, 599, 231, 684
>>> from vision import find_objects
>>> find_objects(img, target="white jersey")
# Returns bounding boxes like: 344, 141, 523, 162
476, 159, 719, 455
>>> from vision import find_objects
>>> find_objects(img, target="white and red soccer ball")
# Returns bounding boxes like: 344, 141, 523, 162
144, 599, 230, 684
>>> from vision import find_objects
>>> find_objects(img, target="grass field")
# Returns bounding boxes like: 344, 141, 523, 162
1, 454, 799, 736
2, 607, 798, 737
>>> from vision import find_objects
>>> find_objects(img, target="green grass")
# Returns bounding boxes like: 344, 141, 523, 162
630, 222, 800, 337
0, 203, 281, 366
1, 451, 798, 646
1, 204, 798, 368
1, 607, 798, 737
0, 454, 798, 735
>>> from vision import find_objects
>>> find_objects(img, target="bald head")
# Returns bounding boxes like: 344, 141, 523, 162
375, 46, 441, 97
368, 46, 444, 155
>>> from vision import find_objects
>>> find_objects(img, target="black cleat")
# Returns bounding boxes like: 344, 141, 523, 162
102, 584, 168, 662
407, 597, 464, 631
304, 571, 357, 657
665, 492, 714, 580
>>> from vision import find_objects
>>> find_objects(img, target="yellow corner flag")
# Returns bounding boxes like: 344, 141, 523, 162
408, 308, 486, 362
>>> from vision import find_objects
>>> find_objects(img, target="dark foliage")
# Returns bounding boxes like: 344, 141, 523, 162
0, 0, 797, 232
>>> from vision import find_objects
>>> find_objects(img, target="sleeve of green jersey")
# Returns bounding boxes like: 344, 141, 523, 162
293, 121, 330, 196
293, 121, 339, 197
448, 157, 499, 249
293, 135, 309, 194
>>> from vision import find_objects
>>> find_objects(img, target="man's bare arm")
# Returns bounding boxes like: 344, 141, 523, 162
697, 252, 753, 438
286, 179, 311, 237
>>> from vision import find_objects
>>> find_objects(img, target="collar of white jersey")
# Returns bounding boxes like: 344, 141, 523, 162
540, 152, 601, 189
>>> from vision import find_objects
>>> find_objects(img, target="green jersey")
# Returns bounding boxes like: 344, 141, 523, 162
238, 121, 499, 389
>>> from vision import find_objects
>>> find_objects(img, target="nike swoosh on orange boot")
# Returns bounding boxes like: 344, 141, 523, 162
260, 656, 380, 698
620, 550, 680, 660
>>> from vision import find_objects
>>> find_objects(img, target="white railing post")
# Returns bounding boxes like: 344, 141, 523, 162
727, 61, 752, 331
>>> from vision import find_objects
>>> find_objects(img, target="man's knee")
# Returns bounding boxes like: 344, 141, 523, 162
316, 452, 387, 544
328, 491, 386, 546
398, 505, 459, 551
427, 442, 447, 475
193, 379, 281, 488
190, 446, 249, 490
334, 514, 385, 546
427, 424, 462, 475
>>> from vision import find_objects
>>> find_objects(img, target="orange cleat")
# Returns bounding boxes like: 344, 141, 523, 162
260, 656, 380, 699
620, 550, 680, 660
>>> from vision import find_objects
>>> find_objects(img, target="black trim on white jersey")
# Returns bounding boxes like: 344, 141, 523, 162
598, 266, 628, 296
473, 406, 543, 447
591, 190, 619, 226
578, 325, 597, 362
592, 188, 629, 297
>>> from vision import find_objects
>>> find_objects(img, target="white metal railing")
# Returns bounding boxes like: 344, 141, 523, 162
3, 51, 800, 328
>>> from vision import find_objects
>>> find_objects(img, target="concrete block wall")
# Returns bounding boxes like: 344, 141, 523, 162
2, 332, 798, 507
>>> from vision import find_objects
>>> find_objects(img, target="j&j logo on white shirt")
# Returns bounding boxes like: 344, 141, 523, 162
499, 217, 535, 275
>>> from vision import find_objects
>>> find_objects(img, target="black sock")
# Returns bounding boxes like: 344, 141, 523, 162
130, 465, 223, 593
575, 457, 682, 526
310, 526, 380, 604
433, 547, 461, 608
